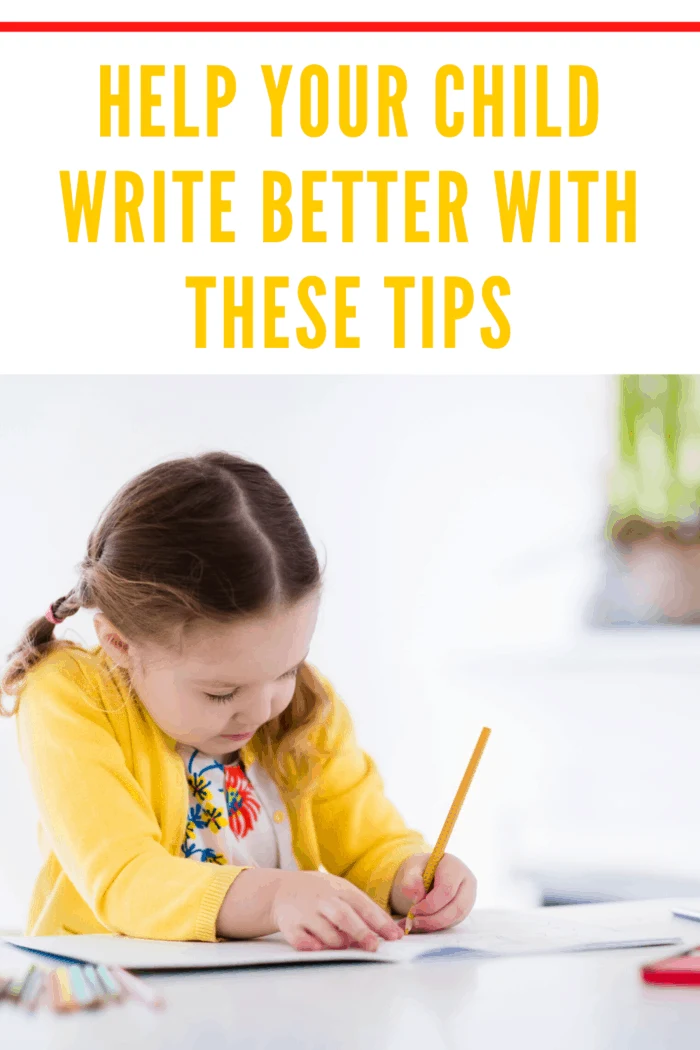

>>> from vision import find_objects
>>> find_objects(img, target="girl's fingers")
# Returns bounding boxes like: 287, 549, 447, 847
292, 929, 327, 951
306, 915, 358, 950
398, 854, 431, 903
410, 880, 476, 932
343, 889, 403, 941
287, 879, 410, 952
413, 860, 476, 917
402, 872, 428, 908
321, 901, 382, 950
412, 875, 464, 917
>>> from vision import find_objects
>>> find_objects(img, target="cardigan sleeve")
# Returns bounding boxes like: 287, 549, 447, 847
309, 674, 430, 910
17, 655, 243, 941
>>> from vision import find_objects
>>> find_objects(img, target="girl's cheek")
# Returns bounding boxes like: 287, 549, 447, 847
274, 683, 296, 718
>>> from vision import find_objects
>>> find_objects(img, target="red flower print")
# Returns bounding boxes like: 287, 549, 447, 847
224, 764, 261, 838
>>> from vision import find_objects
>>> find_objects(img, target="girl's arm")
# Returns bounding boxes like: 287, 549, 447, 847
308, 674, 431, 911
17, 654, 243, 942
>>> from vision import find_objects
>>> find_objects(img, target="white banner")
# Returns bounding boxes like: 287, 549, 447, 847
0, 16, 697, 372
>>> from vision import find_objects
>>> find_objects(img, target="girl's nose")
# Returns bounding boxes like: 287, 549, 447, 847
244, 686, 275, 727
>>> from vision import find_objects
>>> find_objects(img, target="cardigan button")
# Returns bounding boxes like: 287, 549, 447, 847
273, 810, 285, 824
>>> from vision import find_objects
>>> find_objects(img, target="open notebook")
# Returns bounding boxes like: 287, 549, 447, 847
3, 909, 681, 971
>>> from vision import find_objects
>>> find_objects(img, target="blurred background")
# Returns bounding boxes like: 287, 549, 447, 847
1, 374, 700, 932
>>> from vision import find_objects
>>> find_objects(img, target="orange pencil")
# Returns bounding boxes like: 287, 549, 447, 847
50, 969, 75, 1012
405, 726, 491, 934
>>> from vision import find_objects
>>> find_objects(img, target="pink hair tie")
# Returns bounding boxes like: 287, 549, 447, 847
45, 603, 64, 625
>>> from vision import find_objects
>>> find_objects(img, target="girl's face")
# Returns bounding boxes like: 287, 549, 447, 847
95, 596, 320, 757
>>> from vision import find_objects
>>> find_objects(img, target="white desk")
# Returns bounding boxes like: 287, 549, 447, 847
3, 900, 700, 1049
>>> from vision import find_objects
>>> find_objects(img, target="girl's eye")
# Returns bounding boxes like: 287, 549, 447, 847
205, 666, 299, 702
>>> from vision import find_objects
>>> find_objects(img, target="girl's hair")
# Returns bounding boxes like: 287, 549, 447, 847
1, 452, 327, 781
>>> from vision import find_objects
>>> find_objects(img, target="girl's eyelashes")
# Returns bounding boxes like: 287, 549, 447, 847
204, 666, 301, 703
205, 690, 239, 703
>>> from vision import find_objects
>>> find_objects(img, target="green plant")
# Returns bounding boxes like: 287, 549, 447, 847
609, 375, 700, 535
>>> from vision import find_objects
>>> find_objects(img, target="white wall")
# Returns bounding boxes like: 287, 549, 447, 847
6, 375, 694, 931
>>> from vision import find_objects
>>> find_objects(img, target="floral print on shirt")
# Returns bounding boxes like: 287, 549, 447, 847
181, 748, 264, 864
225, 763, 261, 837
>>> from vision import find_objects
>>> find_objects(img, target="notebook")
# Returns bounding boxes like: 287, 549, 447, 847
3, 908, 681, 971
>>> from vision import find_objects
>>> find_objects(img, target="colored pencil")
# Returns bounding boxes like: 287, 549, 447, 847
95, 964, 122, 1000
83, 965, 108, 1006
5, 976, 25, 1000
5, 961, 33, 1002
111, 966, 165, 1009
405, 726, 491, 933
50, 968, 75, 1011
19, 967, 45, 1012
68, 965, 98, 1007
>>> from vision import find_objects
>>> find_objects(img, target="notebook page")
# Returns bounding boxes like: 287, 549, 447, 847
378, 909, 682, 960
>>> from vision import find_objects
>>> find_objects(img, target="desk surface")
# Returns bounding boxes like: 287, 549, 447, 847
3, 899, 700, 1050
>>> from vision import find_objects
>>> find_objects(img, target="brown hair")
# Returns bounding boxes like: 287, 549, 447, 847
1, 452, 328, 781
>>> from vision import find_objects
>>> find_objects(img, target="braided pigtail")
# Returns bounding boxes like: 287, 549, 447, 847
0, 588, 84, 711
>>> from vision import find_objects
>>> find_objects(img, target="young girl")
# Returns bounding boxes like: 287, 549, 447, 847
1, 452, 476, 950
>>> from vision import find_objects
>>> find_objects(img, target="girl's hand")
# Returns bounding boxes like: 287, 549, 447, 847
271, 870, 404, 952
390, 853, 477, 932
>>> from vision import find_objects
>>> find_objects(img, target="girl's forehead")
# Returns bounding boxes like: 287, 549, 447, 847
175, 599, 319, 675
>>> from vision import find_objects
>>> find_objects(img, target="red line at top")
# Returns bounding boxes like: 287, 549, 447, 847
0, 21, 698, 32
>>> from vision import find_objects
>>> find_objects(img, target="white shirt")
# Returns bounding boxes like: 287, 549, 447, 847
177, 744, 298, 871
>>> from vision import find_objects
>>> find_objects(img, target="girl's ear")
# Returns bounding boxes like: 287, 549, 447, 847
94, 613, 131, 668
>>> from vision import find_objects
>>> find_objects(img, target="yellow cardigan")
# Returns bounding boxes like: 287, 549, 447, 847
16, 646, 428, 941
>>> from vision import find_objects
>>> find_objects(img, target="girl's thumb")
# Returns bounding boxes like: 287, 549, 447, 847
405, 871, 427, 904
